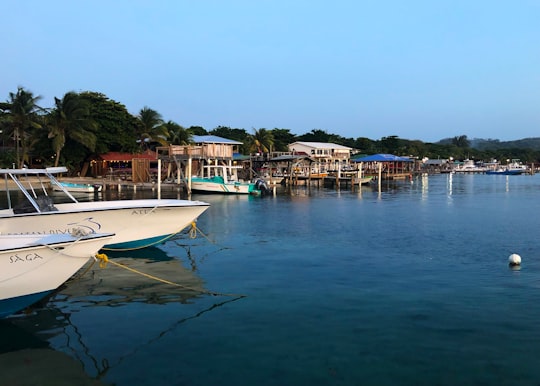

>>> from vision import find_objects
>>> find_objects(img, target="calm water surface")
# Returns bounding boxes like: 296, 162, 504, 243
2, 173, 540, 385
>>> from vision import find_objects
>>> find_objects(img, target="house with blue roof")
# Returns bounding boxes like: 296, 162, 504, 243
352, 153, 414, 180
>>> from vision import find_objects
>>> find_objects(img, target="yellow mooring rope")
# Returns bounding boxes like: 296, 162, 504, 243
94, 253, 245, 298
188, 221, 217, 244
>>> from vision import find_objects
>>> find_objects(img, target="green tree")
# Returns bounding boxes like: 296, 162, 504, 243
354, 137, 377, 154
136, 107, 168, 150
209, 126, 250, 153
378, 135, 401, 154
0, 87, 43, 167
297, 129, 332, 142
80, 91, 140, 154
187, 126, 207, 135
248, 128, 274, 154
166, 121, 193, 145
452, 135, 470, 148
47, 92, 98, 167
209, 126, 249, 142
271, 128, 297, 152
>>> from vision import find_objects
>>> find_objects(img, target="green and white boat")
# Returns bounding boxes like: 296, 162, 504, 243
190, 165, 268, 195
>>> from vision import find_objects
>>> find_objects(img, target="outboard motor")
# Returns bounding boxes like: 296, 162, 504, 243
255, 179, 270, 196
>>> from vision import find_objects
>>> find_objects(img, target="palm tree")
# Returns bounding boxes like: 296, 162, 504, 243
47, 92, 97, 167
1, 87, 43, 167
165, 121, 192, 145
136, 107, 168, 149
249, 128, 274, 154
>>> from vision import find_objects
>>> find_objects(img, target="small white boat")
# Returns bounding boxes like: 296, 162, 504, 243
190, 165, 268, 195
357, 176, 373, 185
0, 232, 114, 318
0, 167, 210, 250
453, 159, 487, 173
52, 181, 103, 193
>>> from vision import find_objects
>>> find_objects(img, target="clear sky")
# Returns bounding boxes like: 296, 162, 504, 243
2, 0, 539, 142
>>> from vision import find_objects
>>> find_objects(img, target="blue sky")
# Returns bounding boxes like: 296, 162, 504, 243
2, 0, 539, 142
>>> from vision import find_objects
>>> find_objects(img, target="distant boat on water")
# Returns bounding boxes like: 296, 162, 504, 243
486, 159, 528, 175
452, 159, 487, 173
52, 181, 102, 193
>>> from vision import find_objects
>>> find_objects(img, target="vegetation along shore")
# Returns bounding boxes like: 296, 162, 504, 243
2, 86, 540, 175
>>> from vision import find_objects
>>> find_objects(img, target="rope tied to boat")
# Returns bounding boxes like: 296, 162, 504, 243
93, 253, 245, 298
95, 253, 109, 268
188, 221, 216, 244
189, 221, 197, 239
71, 227, 91, 237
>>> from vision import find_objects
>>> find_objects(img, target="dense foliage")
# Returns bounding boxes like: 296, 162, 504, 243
2, 86, 540, 172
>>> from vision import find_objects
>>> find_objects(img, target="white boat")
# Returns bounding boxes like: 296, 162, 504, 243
357, 176, 374, 185
0, 167, 210, 250
0, 232, 114, 318
52, 181, 103, 193
452, 159, 487, 173
190, 165, 268, 195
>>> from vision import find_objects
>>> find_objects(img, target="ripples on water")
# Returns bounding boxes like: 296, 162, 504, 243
3, 174, 540, 385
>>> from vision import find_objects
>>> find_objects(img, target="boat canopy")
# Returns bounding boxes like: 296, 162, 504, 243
0, 167, 68, 175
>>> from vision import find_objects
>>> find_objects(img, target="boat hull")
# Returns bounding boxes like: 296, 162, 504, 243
0, 233, 114, 318
0, 291, 51, 319
486, 170, 525, 175
191, 179, 257, 194
0, 200, 210, 250
53, 182, 102, 193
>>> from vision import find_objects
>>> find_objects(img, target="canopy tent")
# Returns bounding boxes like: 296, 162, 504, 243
352, 153, 414, 180
352, 154, 412, 162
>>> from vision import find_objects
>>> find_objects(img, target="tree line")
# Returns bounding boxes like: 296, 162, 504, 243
2, 87, 540, 173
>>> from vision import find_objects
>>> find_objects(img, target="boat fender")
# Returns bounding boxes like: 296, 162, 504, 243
508, 253, 521, 267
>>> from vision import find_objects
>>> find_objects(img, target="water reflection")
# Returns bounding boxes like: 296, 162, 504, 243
3, 243, 244, 383
0, 320, 103, 385
58, 247, 207, 307
3, 295, 243, 384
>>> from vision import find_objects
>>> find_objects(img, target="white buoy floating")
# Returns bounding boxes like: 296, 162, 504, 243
508, 253, 521, 267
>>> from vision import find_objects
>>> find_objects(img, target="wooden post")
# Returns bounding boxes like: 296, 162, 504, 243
157, 158, 162, 199
378, 162, 382, 191
187, 156, 192, 194
336, 161, 341, 190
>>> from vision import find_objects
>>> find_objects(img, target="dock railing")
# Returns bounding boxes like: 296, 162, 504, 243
156, 144, 234, 160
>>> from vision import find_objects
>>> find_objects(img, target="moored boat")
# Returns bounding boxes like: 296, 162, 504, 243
0, 232, 114, 318
485, 168, 525, 175
452, 159, 487, 173
0, 167, 210, 250
486, 159, 528, 175
190, 165, 268, 195
52, 181, 102, 193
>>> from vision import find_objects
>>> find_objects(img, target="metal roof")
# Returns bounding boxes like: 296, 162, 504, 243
353, 154, 413, 162
192, 135, 243, 145
288, 141, 352, 150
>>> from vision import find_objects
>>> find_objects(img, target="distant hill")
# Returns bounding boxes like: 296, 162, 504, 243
437, 137, 540, 150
